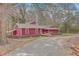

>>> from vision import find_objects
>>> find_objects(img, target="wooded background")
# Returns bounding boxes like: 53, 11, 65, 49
0, 3, 79, 44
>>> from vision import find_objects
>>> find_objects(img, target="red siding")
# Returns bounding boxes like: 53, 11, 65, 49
48, 29, 59, 35
11, 28, 59, 37
42, 29, 48, 34
25, 28, 29, 35
29, 28, 36, 34
22, 28, 26, 35
28, 28, 39, 36
13, 30, 17, 35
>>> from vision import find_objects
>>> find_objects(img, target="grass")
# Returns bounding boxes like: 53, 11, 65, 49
61, 33, 78, 36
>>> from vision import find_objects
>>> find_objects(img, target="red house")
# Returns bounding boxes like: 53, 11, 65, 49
8, 23, 60, 37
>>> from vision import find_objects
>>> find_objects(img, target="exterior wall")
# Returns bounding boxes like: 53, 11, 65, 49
12, 28, 39, 37
28, 28, 40, 36
41, 29, 49, 34
25, 28, 29, 35
17, 28, 22, 36
48, 29, 59, 35
11, 27, 59, 37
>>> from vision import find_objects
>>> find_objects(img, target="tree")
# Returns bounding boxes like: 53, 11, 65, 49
0, 4, 12, 44
9, 3, 79, 33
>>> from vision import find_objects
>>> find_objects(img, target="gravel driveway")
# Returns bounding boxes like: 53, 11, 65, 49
6, 36, 73, 56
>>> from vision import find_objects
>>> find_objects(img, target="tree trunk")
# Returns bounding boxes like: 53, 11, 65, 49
0, 4, 10, 45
